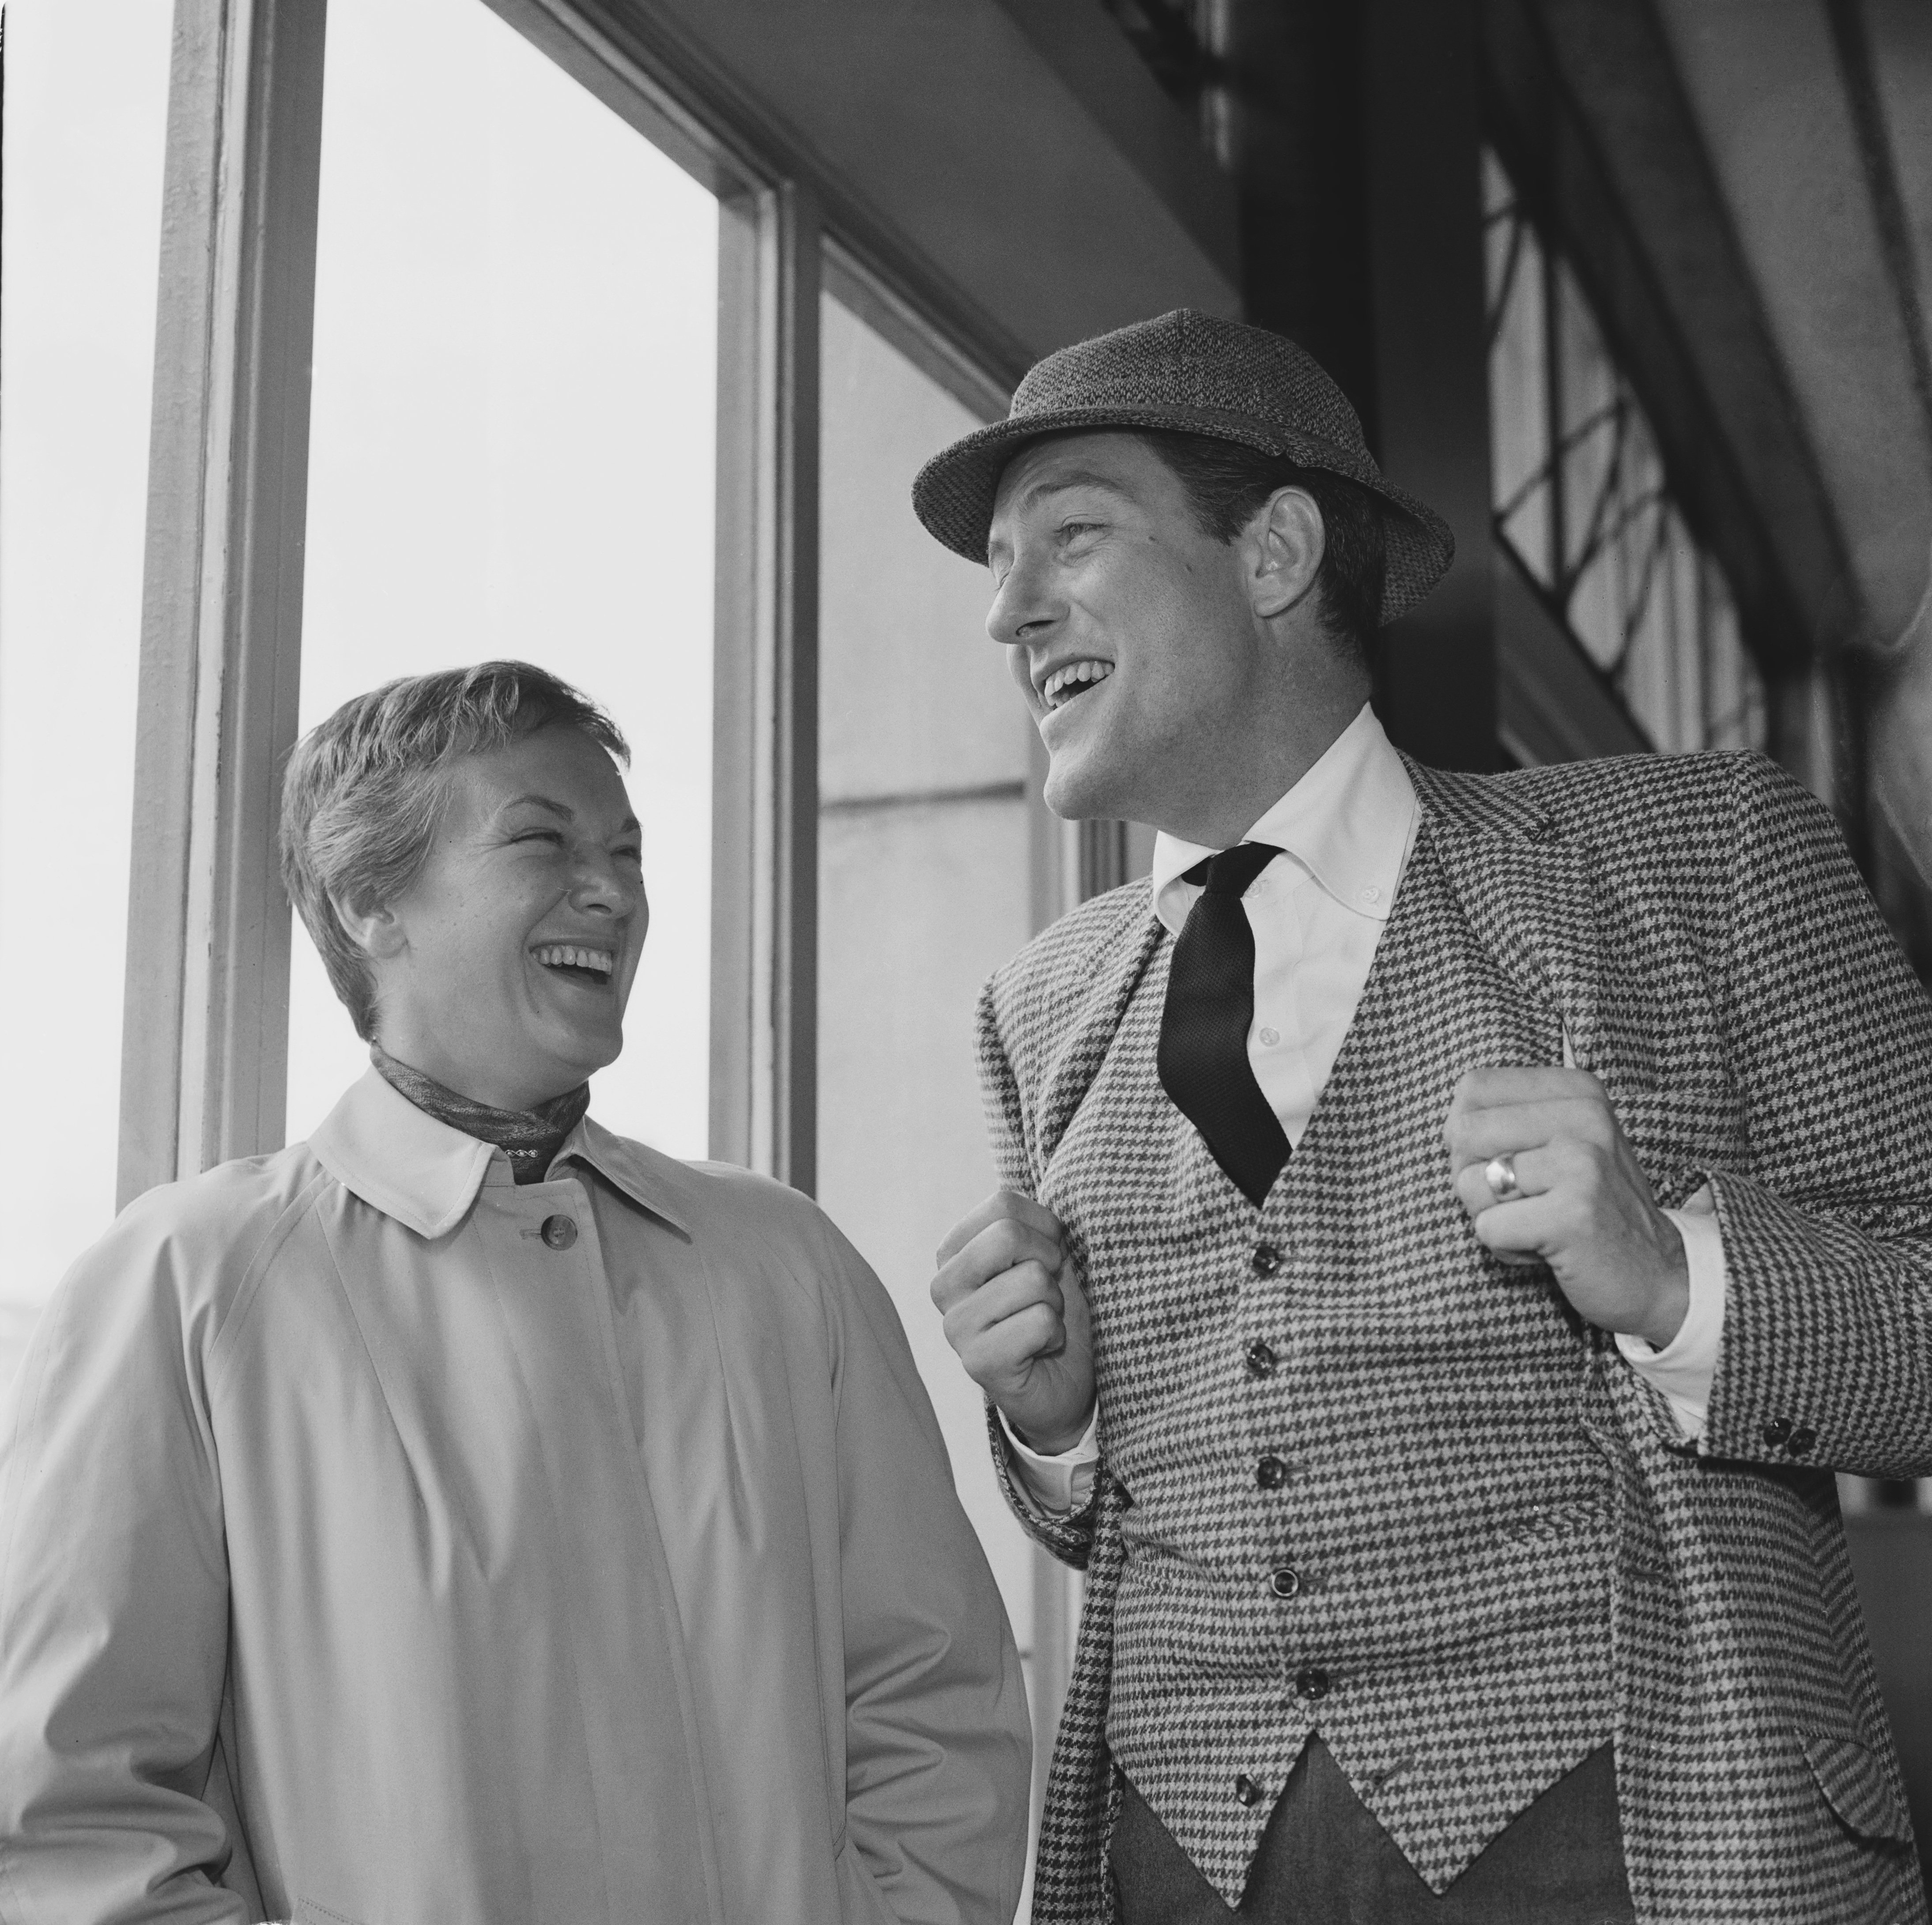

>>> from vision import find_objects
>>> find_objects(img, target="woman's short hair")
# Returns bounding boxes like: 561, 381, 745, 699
1136, 429, 1388, 662
280, 661, 629, 1041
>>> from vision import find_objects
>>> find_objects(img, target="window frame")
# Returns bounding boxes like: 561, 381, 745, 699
1481, 145, 1768, 767
120, 0, 1130, 1203
118, 0, 328, 1204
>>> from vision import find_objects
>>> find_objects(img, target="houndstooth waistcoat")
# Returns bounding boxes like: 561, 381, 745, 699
980, 751, 1932, 1925
1053, 812, 1615, 1906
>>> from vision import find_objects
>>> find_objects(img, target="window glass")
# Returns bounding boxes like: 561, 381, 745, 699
1483, 151, 1552, 582
0, 2, 172, 1385
288, 0, 717, 1155
1484, 149, 1765, 757
815, 291, 1041, 1674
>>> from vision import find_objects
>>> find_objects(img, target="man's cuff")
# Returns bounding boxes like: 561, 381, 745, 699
998, 1404, 1099, 1517
1615, 1185, 1725, 1439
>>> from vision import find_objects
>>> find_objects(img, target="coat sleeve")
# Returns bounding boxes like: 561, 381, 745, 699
0, 1209, 248, 1925
809, 1212, 1032, 1925
1693, 753, 1932, 1477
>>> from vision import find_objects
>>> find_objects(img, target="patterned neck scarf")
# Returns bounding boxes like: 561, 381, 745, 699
371, 1045, 590, 1186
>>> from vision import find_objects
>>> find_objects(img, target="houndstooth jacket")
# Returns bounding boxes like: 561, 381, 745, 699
979, 749, 1932, 1925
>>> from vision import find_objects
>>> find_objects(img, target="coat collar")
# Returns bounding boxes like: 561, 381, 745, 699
309, 1068, 692, 1240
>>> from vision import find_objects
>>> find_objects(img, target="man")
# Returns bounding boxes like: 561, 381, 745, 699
914, 310, 1932, 1923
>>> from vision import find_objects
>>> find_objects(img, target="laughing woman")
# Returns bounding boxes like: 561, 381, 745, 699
0, 663, 1029, 1925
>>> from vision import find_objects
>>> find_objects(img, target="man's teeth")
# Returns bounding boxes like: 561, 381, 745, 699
533, 944, 613, 977
1042, 661, 1113, 708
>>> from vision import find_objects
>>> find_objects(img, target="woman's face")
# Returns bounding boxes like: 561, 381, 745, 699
357, 725, 647, 1111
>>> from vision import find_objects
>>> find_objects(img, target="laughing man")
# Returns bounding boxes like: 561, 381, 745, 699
919, 311, 1932, 1925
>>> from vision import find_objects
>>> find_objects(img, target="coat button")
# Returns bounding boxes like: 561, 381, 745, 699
1250, 1243, 1283, 1277
1787, 1426, 1817, 1457
1294, 1666, 1330, 1700
1268, 1566, 1301, 1599
1233, 1774, 1263, 1807
1245, 1340, 1278, 1378
540, 1214, 578, 1250
1762, 1417, 1793, 1448
1256, 1454, 1288, 1489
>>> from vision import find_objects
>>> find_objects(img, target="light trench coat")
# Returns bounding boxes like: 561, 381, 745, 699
0, 1071, 1030, 1925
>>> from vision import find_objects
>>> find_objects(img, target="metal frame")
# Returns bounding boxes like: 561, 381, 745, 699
124, 0, 1084, 1203
711, 182, 823, 1189
118, 0, 327, 1204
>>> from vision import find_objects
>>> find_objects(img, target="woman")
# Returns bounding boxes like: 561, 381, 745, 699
0, 662, 1030, 1924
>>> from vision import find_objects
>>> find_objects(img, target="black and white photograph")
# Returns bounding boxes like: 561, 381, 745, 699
0, 1, 1928, 1920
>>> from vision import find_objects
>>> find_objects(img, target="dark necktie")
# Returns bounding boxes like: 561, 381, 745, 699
1157, 842, 1290, 1208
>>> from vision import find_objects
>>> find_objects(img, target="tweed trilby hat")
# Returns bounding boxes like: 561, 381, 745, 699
912, 309, 1455, 624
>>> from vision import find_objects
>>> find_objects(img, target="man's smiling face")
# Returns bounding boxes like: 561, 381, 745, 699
985, 432, 1266, 830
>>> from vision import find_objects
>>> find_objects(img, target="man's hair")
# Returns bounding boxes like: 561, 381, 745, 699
1136, 430, 1388, 660
279, 660, 629, 1042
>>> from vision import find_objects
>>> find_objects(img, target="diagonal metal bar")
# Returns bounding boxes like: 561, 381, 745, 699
1486, 208, 1529, 351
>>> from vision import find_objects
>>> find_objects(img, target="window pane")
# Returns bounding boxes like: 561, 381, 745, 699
0, 3, 172, 1384
1483, 156, 1552, 584
815, 292, 1040, 1659
1489, 152, 1766, 763
289, 0, 717, 1156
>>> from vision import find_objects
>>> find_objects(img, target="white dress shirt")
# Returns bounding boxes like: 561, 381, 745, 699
1008, 706, 1725, 1511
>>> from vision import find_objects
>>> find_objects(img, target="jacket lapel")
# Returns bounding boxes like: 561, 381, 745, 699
1412, 764, 1658, 1098
1032, 908, 1167, 1176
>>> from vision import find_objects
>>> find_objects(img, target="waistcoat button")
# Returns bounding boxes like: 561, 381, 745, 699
1256, 1454, 1287, 1489
1233, 1774, 1263, 1808
1250, 1243, 1283, 1277
540, 1214, 578, 1250
1294, 1666, 1331, 1700
1244, 1340, 1278, 1378
1786, 1425, 1817, 1457
1762, 1417, 1793, 1447
1268, 1566, 1301, 1599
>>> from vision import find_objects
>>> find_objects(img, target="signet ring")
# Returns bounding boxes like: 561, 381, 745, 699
1483, 1154, 1524, 1204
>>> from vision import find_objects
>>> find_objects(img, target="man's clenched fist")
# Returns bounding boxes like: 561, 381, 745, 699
931, 1191, 1096, 1454
1443, 1065, 1689, 1349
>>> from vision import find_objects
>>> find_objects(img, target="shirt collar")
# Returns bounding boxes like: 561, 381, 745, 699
308, 1067, 691, 1239
1150, 704, 1418, 936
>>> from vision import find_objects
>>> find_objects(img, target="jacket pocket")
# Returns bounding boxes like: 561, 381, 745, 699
1800, 1731, 1916, 1843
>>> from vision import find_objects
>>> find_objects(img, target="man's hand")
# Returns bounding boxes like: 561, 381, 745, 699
1444, 1066, 1689, 1349
931, 1192, 1096, 1454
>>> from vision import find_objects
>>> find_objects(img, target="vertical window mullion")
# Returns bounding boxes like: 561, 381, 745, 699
119, 0, 325, 1206
711, 180, 820, 1190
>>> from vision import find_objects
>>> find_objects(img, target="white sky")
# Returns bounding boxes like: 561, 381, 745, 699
0, 0, 717, 1370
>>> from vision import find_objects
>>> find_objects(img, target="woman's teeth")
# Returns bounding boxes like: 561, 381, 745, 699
533, 943, 614, 980
1042, 660, 1113, 709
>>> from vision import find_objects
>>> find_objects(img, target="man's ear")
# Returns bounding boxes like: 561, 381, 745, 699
1246, 485, 1327, 622
332, 892, 407, 962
